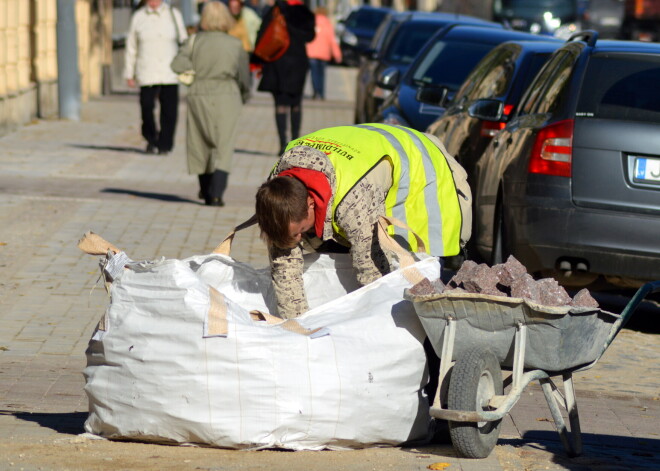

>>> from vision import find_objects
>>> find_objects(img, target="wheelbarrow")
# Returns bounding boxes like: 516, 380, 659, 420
404, 280, 660, 459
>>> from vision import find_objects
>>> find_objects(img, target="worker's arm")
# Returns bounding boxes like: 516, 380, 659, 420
335, 160, 392, 286
269, 244, 308, 318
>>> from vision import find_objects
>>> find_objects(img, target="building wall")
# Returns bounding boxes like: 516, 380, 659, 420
0, 0, 112, 137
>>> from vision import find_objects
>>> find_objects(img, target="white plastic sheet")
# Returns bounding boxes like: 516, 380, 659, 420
83, 251, 440, 450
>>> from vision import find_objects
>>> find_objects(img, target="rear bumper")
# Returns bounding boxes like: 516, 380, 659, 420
509, 196, 660, 282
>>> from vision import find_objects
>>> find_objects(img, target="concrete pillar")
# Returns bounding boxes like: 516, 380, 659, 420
56, 0, 80, 120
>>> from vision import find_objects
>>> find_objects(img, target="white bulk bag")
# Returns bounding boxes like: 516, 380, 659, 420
80, 219, 440, 450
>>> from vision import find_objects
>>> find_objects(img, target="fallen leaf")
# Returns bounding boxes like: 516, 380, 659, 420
428, 463, 451, 470
0, 346, 9, 351
0, 242, 7, 246
536, 417, 551, 422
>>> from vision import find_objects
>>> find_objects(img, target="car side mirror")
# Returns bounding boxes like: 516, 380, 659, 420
468, 99, 504, 121
376, 67, 400, 90
416, 85, 449, 106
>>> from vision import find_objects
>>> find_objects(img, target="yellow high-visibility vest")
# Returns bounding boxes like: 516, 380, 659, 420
285, 124, 463, 256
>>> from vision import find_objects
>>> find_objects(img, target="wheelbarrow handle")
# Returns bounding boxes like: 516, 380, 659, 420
606, 279, 660, 349
619, 280, 660, 328
577, 280, 660, 373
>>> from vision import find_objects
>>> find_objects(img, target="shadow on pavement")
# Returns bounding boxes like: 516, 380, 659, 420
2, 410, 87, 435
71, 144, 145, 154
500, 432, 660, 469
102, 188, 198, 204
235, 148, 277, 157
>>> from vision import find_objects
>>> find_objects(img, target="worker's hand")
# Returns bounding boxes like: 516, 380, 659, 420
126, 78, 136, 88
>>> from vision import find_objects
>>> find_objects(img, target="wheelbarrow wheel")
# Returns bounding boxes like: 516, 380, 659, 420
447, 347, 503, 459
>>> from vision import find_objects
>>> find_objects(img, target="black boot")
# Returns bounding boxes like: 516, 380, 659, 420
205, 170, 228, 206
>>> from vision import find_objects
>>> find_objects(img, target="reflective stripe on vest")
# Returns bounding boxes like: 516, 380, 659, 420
286, 124, 462, 256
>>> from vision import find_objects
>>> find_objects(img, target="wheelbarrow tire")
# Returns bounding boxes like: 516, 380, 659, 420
447, 347, 503, 459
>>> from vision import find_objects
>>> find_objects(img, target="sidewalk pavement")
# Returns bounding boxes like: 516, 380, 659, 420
0, 65, 658, 471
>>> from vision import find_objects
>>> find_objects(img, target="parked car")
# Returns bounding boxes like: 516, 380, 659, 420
336, 6, 392, 67
492, 0, 582, 38
375, 26, 556, 132
427, 39, 563, 188
353, 12, 499, 124
472, 31, 660, 288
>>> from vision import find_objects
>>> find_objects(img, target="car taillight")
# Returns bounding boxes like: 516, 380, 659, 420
479, 104, 515, 138
528, 119, 573, 177
480, 121, 505, 137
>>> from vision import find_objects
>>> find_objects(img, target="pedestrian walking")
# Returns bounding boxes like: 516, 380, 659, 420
227, 0, 253, 51
254, 124, 471, 318
171, 1, 251, 207
228, 0, 262, 51
306, 6, 342, 100
124, 0, 188, 155
254, 0, 315, 155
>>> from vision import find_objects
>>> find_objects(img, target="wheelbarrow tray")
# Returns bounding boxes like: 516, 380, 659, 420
405, 290, 620, 373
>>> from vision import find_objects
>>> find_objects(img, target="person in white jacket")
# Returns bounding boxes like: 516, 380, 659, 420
125, 0, 187, 155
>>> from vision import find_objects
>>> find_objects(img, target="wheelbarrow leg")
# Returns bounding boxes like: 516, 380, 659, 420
563, 373, 583, 456
433, 316, 456, 409
539, 374, 583, 457
512, 322, 527, 389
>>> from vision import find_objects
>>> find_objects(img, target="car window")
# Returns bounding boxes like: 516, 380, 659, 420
383, 23, 446, 65
345, 9, 389, 30
370, 16, 401, 50
454, 46, 517, 102
505, 51, 556, 106
518, 49, 577, 115
410, 40, 495, 88
576, 54, 660, 124
535, 54, 573, 115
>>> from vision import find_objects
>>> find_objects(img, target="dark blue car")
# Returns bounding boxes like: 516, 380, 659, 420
375, 26, 561, 132
337, 6, 392, 67
354, 12, 501, 124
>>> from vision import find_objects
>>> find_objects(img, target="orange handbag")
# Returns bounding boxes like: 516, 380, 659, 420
254, 4, 290, 62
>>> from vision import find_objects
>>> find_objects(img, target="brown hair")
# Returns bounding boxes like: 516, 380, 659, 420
200, 1, 235, 32
256, 176, 310, 249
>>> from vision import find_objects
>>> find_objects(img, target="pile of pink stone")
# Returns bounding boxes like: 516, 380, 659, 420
409, 255, 599, 308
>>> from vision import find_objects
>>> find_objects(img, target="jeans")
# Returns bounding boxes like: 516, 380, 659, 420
309, 59, 326, 99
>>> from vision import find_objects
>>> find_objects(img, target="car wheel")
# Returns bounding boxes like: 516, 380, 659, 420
491, 201, 509, 265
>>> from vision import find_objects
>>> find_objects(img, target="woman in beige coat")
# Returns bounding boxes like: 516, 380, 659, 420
171, 1, 250, 206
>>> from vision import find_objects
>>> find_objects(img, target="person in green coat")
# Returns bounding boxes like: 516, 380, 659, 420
171, 1, 251, 206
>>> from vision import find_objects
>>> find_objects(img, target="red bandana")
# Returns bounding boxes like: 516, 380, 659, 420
277, 168, 331, 238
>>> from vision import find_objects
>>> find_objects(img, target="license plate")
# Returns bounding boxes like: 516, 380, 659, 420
634, 157, 660, 183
